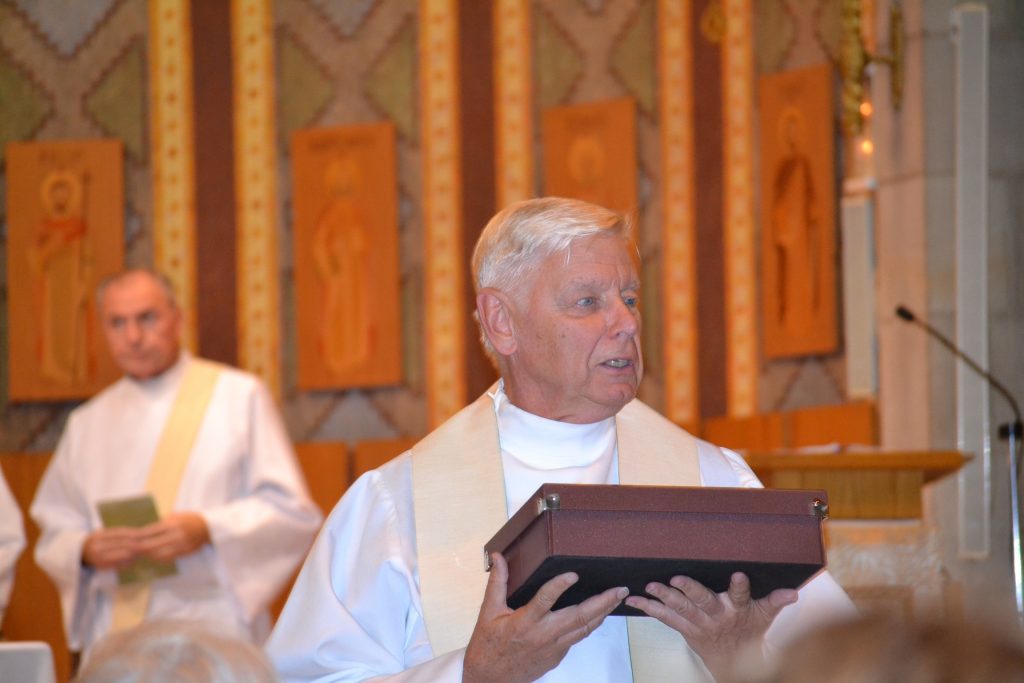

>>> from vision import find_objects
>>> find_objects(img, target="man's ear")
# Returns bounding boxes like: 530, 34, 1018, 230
476, 288, 517, 356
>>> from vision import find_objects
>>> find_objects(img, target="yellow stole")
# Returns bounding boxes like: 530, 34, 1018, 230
412, 392, 713, 681
109, 358, 222, 632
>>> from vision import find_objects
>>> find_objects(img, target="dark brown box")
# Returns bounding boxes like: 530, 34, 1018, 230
484, 484, 829, 616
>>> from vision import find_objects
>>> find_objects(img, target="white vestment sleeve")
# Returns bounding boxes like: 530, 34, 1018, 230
198, 378, 323, 621
268, 454, 464, 683
0, 469, 26, 621
697, 440, 859, 647
30, 414, 98, 650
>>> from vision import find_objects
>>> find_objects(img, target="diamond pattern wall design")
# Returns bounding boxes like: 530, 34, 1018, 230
308, 0, 378, 39
535, 7, 584, 109
365, 18, 417, 142
84, 39, 147, 161
610, 0, 656, 117
12, 0, 120, 57
755, 0, 797, 73
277, 29, 334, 141
0, 50, 52, 151
813, 0, 842, 64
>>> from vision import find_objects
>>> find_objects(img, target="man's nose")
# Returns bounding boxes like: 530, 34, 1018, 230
124, 320, 143, 343
609, 299, 639, 337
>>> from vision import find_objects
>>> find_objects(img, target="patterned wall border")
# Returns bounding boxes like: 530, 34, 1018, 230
493, 0, 533, 208
659, 0, 699, 428
420, 0, 466, 427
232, 0, 281, 397
721, 0, 757, 417
149, 0, 198, 350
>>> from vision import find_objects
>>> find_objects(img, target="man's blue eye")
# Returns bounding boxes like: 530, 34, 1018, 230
577, 297, 596, 307
624, 296, 639, 308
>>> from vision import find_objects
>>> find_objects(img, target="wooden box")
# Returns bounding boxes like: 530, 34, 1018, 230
484, 484, 829, 616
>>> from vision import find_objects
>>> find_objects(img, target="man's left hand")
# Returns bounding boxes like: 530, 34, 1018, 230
624, 572, 797, 682
135, 512, 211, 562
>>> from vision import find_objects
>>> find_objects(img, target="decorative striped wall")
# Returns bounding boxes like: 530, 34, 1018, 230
149, 0, 199, 351
493, 0, 533, 208
0, 0, 797, 451
721, 0, 758, 418
420, 0, 467, 427
659, 0, 699, 429
232, 0, 282, 397
149, 0, 283, 397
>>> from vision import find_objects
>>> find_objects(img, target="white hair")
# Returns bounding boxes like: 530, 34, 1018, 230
95, 268, 179, 310
471, 197, 634, 363
74, 619, 278, 683
472, 196, 632, 295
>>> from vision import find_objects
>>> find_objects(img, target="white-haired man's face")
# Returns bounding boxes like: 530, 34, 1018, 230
483, 233, 643, 423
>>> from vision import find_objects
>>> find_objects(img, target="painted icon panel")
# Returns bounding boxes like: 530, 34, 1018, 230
542, 97, 638, 218
291, 122, 402, 389
758, 64, 838, 358
6, 139, 125, 401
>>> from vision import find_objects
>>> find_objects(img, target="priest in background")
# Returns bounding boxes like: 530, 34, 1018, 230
30, 268, 322, 660
267, 197, 856, 683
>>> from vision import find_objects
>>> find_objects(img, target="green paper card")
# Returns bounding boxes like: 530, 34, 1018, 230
97, 495, 178, 586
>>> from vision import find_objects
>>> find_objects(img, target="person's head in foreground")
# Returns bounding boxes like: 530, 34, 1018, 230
74, 619, 278, 683
473, 196, 642, 424
747, 612, 1024, 683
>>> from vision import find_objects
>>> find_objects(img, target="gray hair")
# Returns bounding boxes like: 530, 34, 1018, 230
95, 268, 179, 310
471, 197, 633, 363
74, 619, 277, 683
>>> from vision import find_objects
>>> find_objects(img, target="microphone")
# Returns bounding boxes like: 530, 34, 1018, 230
894, 304, 1022, 432
896, 303, 1024, 626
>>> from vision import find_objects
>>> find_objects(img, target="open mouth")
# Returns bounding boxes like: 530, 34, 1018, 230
603, 358, 632, 369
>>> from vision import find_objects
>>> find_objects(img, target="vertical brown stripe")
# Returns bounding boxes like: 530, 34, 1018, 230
692, 0, 726, 420
190, 0, 238, 365
459, 0, 499, 398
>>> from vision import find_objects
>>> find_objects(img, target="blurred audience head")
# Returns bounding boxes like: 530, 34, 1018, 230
748, 612, 1024, 683
75, 619, 277, 683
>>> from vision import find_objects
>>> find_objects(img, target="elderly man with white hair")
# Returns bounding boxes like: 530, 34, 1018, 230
268, 197, 855, 683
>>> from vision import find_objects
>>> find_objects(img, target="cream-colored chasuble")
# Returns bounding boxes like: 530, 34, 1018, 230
109, 358, 222, 631
412, 391, 711, 681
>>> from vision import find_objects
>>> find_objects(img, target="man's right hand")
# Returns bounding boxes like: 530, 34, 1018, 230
463, 552, 626, 683
81, 528, 141, 569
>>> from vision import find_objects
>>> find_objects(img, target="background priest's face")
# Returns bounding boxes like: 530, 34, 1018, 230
99, 271, 182, 380
500, 232, 642, 423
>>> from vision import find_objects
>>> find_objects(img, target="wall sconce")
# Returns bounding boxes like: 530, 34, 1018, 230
840, 0, 904, 137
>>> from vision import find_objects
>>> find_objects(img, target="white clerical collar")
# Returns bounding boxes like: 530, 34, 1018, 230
126, 350, 190, 394
489, 380, 616, 470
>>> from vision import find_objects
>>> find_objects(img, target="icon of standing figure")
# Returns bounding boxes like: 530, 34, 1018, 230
770, 107, 821, 339
29, 169, 94, 385
312, 156, 372, 375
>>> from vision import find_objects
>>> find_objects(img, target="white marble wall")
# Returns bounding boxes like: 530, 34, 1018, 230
872, 0, 1024, 630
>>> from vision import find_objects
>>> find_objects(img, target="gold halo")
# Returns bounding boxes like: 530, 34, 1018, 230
40, 169, 84, 219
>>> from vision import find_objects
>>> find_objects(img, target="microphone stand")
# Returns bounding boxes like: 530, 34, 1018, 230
895, 305, 1024, 627
1003, 419, 1024, 629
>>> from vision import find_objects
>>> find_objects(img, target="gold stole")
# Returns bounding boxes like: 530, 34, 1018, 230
412, 393, 713, 681
109, 358, 222, 632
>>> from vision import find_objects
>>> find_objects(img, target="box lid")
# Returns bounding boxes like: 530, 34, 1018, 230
485, 483, 829, 561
